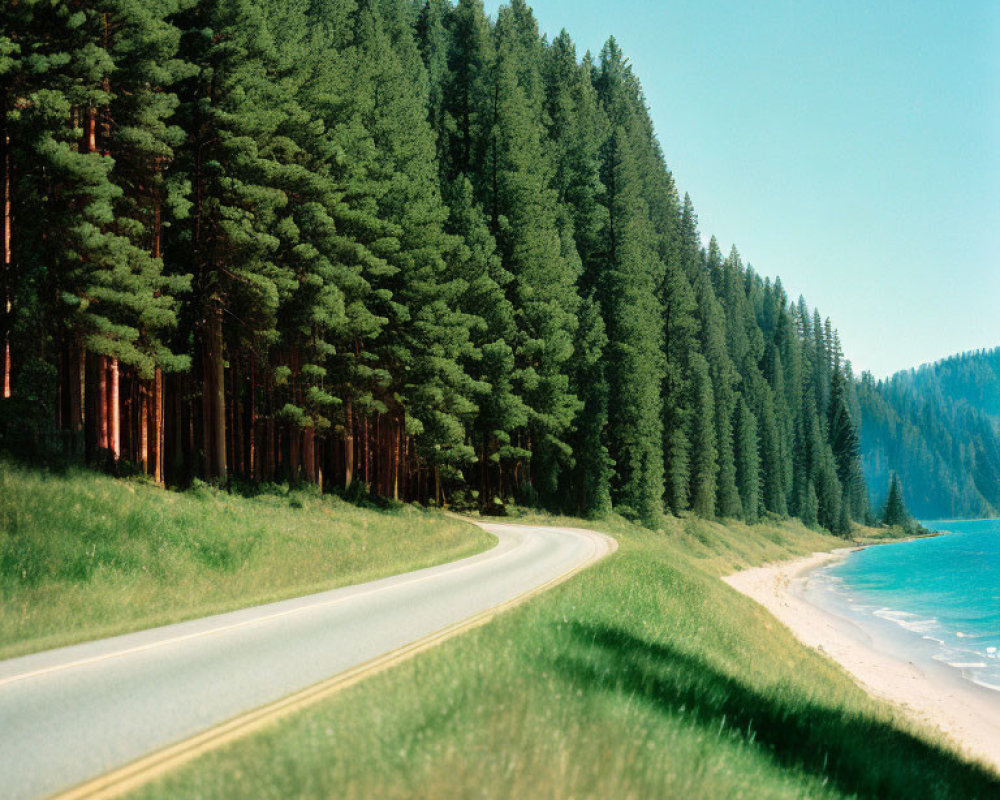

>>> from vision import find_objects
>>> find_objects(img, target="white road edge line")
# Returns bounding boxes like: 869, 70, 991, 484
0, 523, 525, 688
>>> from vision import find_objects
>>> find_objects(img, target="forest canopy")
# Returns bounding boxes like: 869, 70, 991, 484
0, 0, 870, 533
859, 348, 1000, 519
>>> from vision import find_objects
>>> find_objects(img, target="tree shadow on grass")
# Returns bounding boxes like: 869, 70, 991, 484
553, 623, 1000, 799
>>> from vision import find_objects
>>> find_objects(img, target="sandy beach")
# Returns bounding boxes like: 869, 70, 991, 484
724, 551, 1000, 775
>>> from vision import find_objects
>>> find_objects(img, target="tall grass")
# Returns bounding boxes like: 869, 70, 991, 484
133, 514, 998, 799
0, 461, 491, 659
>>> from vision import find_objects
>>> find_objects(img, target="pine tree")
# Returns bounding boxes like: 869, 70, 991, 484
0, 0, 883, 525
695, 235, 738, 517
594, 38, 665, 523
441, 0, 493, 184
661, 194, 701, 513
443, 177, 523, 508
689, 351, 718, 517
828, 366, 862, 517
300, 0, 396, 490
170, 0, 296, 483
734, 396, 761, 522
883, 472, 910, 529
2, 2, 189, 468
565, 293, 613, 516
353, 1, 479, 501
480, 5, 581, 507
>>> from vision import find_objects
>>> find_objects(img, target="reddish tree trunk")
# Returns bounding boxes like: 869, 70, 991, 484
1, 95, 10, 400
288, 424, 301, 481
202, 298, 227, 483
96, 355, 109, 452
344, 397, 355, 488
247, 359, 255, 480
139, 377, 149, 474
234, 357, 245, 479
364, 415, 371, 486
227, 354, 236, 478
266, 387, 276, 482
60, 339, 84, 454
108, 357, 120, 459
152, 369, 163, 483
303, 425, 316, 484
392, 409, 402, 501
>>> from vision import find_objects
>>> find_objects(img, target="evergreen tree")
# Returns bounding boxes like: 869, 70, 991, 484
480, 5, 581, 507
734, 396, 761, 522
883, 472, 910, 529
0, 0, 883, 529
354, 1, 479, 499
565, 294, 613, 516
828, 367, 862, 514
594, 38, 665, 523
689, 351, 718, 517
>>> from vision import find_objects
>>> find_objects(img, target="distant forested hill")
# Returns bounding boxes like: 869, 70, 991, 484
858, 348, 1000, 519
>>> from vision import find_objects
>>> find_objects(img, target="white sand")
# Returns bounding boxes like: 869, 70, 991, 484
724, 551, 1000, 775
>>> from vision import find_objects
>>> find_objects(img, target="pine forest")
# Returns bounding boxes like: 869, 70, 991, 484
0, 0, 870, 533
858, 347, 1000, 519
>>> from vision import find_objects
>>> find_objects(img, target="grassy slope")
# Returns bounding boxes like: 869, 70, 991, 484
132, 513, 999, 800
0, 461, 492, 659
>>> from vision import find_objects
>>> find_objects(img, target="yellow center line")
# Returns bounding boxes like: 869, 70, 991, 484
51, 529, 616, 800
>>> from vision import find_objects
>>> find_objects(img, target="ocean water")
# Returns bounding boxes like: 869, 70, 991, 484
814, 519, 1000, 693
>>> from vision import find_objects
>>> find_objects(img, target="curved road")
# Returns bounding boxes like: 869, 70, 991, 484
0, 523, 614, 800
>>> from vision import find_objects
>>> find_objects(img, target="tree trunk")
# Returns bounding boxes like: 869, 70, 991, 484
364, 415, 371, 486
96, 355, 109, 453
84, 353, 110, 463
344, 396, 354, 488
227, 354, 237, 479
1, 91, 11, 400
152, 368, 163, 483
139, 377, 149, 474
247, 359, 255, 480
265, 387, 276, 482
60, 338, 83, 455
108, 357, 120, 459
303, 424, 316, 484
202, 298, 227, 483
288, 424, 301, 482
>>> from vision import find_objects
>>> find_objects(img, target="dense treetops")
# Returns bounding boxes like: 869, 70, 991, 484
859, 347, 1000, 519
1, 0, 870, 534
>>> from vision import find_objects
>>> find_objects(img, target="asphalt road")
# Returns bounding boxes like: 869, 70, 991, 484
0, 522, 614, 800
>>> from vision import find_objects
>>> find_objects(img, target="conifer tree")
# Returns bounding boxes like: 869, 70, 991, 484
883, 472, 910, 529
0, 0, 881, 528
658, 196, 703, 513
734, 396, 761, 522
443, 177, 523, 507
565, 293, 613, 516
170, 0, 295, 483
3, 2, 188, 467
828, 366, 862, 517
480, 5, 581, 506
354, 1, 479, 500
594, 38, 665, 523
689, 350, 718, 517
693, 234, 738, 517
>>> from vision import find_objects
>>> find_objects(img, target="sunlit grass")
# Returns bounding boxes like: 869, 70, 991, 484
132, 513, 998, 799
0, 460, 492, 659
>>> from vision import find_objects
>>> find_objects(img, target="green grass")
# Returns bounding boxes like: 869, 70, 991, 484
0, 460, 492, 660
130, 513, 999, 800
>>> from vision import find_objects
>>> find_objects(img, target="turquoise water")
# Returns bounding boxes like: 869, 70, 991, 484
820, 519, 1000, 692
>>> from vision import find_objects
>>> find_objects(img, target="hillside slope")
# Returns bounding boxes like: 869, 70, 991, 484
858, 347, 1000, 518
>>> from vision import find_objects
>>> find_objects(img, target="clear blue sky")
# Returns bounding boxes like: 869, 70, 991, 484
484, 0, 1000, 378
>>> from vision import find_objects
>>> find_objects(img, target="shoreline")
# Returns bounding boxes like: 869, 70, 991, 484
724, 549, 1000, 775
